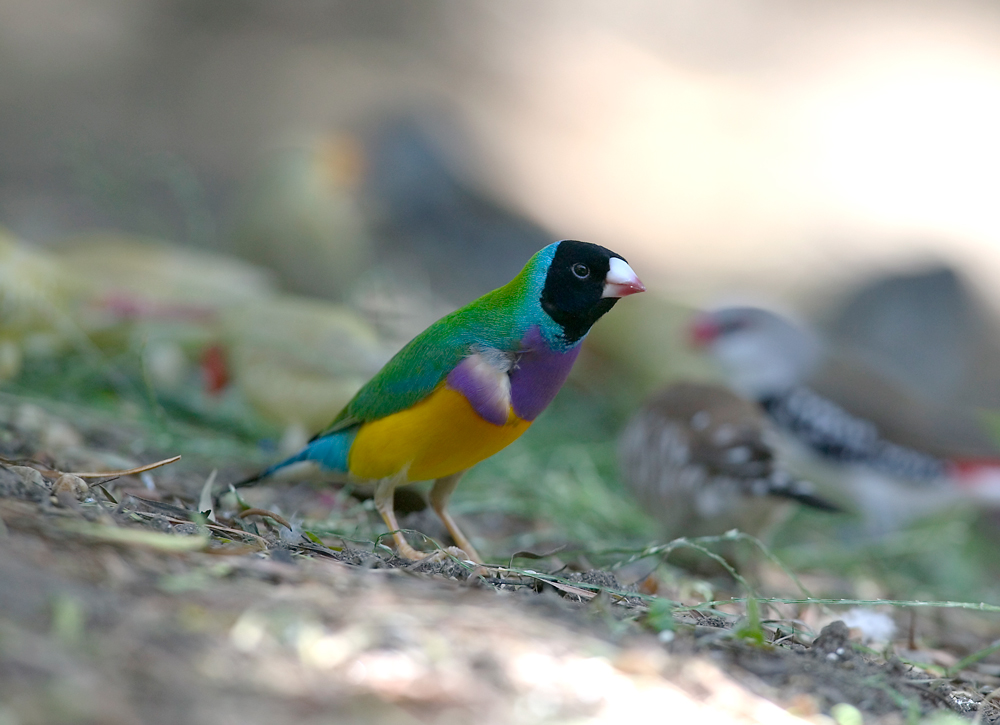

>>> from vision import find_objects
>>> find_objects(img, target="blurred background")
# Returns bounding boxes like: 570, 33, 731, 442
4, 0, 1000, 603
2, 0, 1000, 300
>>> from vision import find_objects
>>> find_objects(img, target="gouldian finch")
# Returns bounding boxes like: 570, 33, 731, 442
240, 240, 644, 562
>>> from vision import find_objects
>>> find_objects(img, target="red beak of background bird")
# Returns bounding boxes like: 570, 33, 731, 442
602, 258, 646, 298
688, 315, 720, 347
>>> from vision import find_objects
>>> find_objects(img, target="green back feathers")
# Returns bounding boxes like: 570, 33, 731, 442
315, 243, 557, 436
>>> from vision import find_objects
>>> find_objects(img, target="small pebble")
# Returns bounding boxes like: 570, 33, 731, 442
830, 702, 863, 725
841, 607, 896, 643
52, 473, 88, 500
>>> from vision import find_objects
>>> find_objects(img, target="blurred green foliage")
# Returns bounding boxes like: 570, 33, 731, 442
4, 341, 278, 465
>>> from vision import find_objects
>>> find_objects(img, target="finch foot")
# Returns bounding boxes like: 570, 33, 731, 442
374, 476, 484, 565
398, 545, 477, 565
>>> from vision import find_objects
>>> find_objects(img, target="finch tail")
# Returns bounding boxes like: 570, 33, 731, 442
233, 429, 357, 489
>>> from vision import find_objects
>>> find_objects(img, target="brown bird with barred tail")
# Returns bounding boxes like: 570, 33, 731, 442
619, 382, 837, 540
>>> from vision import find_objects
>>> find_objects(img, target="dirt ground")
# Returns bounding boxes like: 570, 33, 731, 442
1, 395, 998, 725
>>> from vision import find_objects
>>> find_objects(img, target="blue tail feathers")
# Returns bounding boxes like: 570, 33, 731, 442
235, 429, 356, 488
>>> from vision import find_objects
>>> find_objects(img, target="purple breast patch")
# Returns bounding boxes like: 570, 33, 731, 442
508, 326, 580, 421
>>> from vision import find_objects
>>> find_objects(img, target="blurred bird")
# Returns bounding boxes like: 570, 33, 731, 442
238, 240, 645, 562
691, 306, 1000, 528
619, 382, 837, 539
228, 136, 372, 300
358, 116, 557, 304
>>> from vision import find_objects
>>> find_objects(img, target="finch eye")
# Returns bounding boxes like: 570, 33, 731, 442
571, 263, 590, 279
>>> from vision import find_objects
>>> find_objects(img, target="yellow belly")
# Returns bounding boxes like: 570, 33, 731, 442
347, 384, 531, 482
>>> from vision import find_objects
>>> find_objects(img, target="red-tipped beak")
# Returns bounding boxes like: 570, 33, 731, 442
688, 315, 720, 347
602, 258, 646, 298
